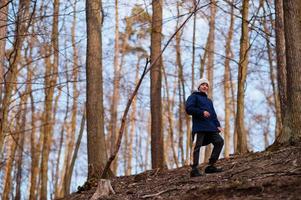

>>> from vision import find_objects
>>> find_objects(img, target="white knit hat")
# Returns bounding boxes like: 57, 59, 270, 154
196, 78, 209, 91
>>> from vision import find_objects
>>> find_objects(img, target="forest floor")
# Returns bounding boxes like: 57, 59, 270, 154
62, 143, 301, 200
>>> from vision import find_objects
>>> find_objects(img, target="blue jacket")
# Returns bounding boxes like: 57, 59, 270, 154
185, 91, 221, 134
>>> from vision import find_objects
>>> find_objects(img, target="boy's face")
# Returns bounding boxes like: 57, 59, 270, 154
199, 83, 209, 93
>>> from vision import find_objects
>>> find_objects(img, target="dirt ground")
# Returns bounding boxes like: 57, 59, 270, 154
62, 144, 301, 200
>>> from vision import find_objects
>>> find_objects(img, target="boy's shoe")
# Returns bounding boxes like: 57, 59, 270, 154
204, 165, 223, 174
190, 167, 203, 177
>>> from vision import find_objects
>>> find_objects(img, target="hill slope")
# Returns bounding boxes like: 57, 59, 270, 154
63, 144, 301, 200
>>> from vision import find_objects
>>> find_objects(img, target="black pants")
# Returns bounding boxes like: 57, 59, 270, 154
192, 132, 224, 168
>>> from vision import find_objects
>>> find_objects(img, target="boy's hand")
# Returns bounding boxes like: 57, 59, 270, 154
203, 111, 210, 118
217, 127, 224, 132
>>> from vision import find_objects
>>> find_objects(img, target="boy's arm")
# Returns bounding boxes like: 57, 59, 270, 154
185, 95, 206, 118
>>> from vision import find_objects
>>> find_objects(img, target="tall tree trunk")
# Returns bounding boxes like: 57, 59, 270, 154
175, 3, 184, 165
224, 0, 235, 158
150, 0, 164, 169
204, 0, 216, 162
86, 0, 108, 179
275, 1, 301, 144
109, 0, 121, 174
274, 0, 286, 127
234, 0, 249, 154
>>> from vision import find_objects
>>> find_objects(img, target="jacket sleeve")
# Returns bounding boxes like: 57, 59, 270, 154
185, 95, 205, 118
210, 100, 221, 127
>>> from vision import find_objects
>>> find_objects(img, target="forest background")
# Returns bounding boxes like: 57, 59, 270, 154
0, 0, 290, 199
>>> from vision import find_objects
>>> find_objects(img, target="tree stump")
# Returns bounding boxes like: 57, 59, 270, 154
90, 179, 115, 200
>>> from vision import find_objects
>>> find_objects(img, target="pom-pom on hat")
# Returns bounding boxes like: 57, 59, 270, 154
196, 78, 209, 91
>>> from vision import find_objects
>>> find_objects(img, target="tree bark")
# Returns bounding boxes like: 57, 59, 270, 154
223, 0, 235, 158
234, 0, 249, 154
275, 0, 301, 144
175, 3, 185, 165
150, 0, 164, 169
109, 0, 121, 174
274, 0, 286, 127
204, 0, 216, 162
86, 0, 108, 179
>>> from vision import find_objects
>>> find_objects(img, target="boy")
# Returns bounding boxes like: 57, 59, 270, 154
185, 78, 224, 177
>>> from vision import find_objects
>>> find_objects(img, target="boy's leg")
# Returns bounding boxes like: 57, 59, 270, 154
192, 132, 205, 168
208, 132, 224, 165
204, 132, 224, 174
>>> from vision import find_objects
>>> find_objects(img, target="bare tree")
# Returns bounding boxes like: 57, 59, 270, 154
223, 0, 235, 158
175, 2, 185, 165
86, 0, 108, 179
275, 0, 301, 144
234, 0, 249, 154
109, 0, 121, 174
150, 0, 164, 169
204, 0, 217, 162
